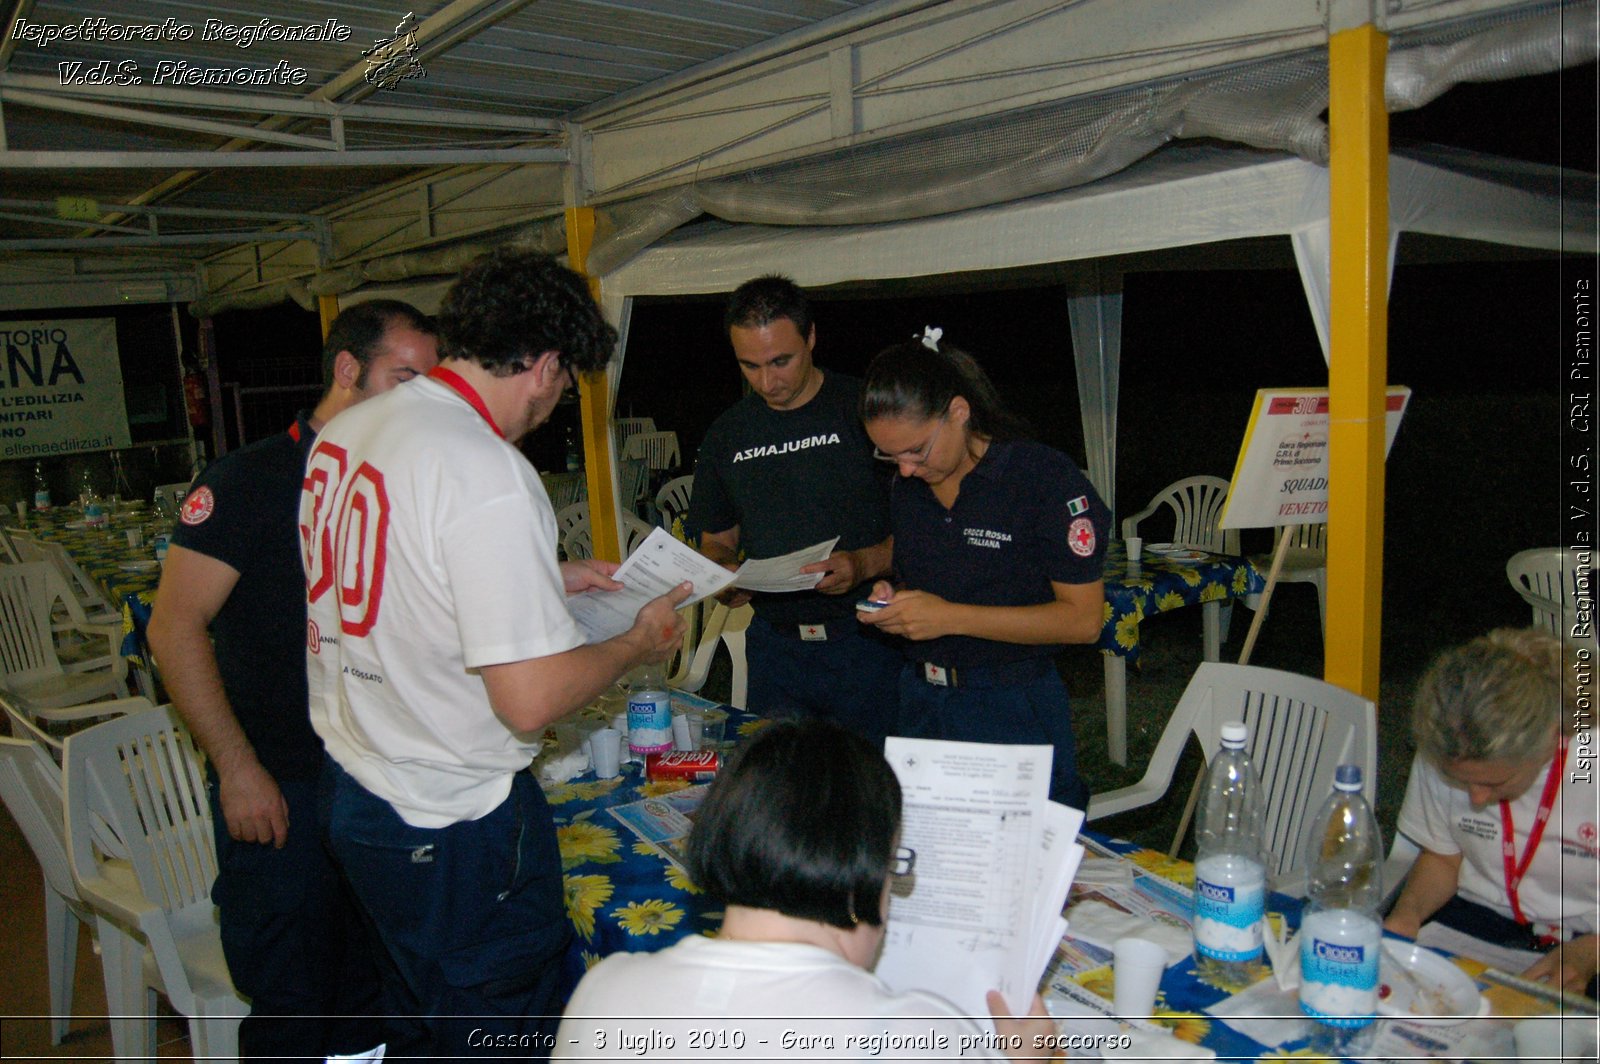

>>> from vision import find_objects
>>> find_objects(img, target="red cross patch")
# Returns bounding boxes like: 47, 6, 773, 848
1068, 517, 1096, 557
179, 485, 214, 526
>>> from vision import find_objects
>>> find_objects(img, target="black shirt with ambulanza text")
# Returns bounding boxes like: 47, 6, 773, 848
686, 373, 890, 626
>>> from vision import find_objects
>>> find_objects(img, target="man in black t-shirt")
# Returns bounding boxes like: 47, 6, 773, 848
686, 276, 901, 747
146, 301, 437, 1062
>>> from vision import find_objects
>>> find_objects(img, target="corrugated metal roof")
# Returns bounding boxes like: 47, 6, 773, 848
0, 0, 878, 255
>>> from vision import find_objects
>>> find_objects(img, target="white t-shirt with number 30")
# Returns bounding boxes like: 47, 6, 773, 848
301, 374, 582, 828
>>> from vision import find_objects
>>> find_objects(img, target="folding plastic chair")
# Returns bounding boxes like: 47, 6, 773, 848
671, 602, 753, 710
0, 562, 129, 714
1088, 661, 1375, 891
0, 693, 155, 1045
64, 706, 248, 1061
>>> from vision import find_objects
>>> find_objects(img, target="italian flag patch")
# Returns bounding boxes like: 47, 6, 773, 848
1067, 495, 1089, 516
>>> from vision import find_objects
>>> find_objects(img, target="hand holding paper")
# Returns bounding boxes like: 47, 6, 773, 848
567, 528, 843, 642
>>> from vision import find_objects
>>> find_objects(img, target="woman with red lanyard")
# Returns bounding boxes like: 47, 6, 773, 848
1386, 627, 1598, 997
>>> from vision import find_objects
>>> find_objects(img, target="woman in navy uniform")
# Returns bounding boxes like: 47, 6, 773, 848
856, 329, 1108, 808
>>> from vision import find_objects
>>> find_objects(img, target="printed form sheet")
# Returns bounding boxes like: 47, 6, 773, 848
567, 528, 841, 642
875, 737, 1055, 1018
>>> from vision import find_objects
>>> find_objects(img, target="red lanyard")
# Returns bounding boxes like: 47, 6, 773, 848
1500, 733, 1569, 939
428, 365, 504, 438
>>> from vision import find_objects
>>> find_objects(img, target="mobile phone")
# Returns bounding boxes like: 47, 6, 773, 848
855, 598, 890, 612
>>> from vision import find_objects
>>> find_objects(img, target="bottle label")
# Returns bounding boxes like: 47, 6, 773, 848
1194, 867, 1265, 963
33, 490, 49, 511
1298, 914, 1379, 1028
627, 691, 672, 754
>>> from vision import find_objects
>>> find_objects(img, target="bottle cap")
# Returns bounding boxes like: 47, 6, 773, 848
1334, 764, 1363, 791
1219, 722, 1248, 748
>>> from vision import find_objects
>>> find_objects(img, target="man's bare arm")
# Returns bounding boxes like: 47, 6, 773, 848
147, 545, 290, 847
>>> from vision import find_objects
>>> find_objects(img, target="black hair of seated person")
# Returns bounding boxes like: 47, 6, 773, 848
687, 718, 900, 931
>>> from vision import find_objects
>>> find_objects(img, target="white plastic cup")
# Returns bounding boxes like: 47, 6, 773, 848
15, 500, 27, 524
671, 712, 694, 752
126, 528, 144, 548
1515, 1016, 1599, 1064
1126, 536, 1143, 562
588, 728, 622, 778
1112, 936, 1168, 1020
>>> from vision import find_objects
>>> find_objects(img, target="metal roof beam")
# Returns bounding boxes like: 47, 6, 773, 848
0, 73, 565, 132
0, 147, 567, 168
0, 231, 323, 251
1, 87, 335, 149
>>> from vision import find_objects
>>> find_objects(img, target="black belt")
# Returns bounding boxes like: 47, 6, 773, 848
913, 657, 1054, 689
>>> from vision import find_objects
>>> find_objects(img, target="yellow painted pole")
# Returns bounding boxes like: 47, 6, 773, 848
1325, 23, 1389, 701
317, 294, 339, 340
566, 205, 622, 563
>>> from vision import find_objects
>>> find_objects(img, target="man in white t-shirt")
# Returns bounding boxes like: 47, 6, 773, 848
1387, 628, 1598, 996
302, 249, 689, 1059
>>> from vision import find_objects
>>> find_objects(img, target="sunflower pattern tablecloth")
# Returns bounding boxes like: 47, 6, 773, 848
1097, 542, 1265, 664
545, 696, 768, 986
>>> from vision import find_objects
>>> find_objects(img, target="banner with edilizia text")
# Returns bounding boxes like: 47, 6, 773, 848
0, 319, 132, 460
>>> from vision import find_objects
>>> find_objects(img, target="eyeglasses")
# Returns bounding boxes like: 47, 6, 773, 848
873, 418, 944, 466
891, 846, 916, 877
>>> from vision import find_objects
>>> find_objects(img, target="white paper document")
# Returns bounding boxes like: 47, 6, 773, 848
566, 528, 843, 642
566, 527, 735, 642
875, 737, 1082, 1020
729, 536, 838, 592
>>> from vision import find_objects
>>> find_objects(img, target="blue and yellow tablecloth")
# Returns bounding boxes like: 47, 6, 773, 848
546, 696, 767, 984
1097, 541, 1264, 664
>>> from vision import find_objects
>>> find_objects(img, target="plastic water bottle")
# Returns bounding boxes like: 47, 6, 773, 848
626, 663, 672, 758
1193, 721, 1266, 984
32, 462, 50, 511
79, 469, 106, 528
1298, 764, 1384, 1056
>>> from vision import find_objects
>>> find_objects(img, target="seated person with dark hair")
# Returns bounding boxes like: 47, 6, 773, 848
556, 719, 1053, 1060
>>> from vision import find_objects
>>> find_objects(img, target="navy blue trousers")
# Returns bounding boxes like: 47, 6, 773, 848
894, 659, 1090, 810
209, 776, 385, 1061
746, 614, 903, 751
321, 757, 571, 1062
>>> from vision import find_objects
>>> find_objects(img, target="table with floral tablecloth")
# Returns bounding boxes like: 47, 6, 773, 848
1097, 541, 1265, 765
544, 693, 767, 987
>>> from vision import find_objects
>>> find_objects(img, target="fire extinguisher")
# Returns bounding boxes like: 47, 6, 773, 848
183, 362, 209, 428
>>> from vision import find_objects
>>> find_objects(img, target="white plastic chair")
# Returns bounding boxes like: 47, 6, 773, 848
618, 458, 651, 517
622, 430, 681, 472
541, 470, 588, 512
1121, 475, 1238, 555
0, 694, 156, 1045
611, 417, 656, 452
1087, 661, 1376, 888
0, 562, 129, 712
671, 602, 752, 710
64, 705, 248, 1062
1506, 547, 1590, 639
655, 475, 694, 527
10, 534, 120, 625
1252, 523, 1327, 634
563, 512, 655, 561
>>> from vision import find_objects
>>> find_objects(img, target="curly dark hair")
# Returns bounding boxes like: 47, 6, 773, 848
437, 248, 617, 376
723, 274, 813, 339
